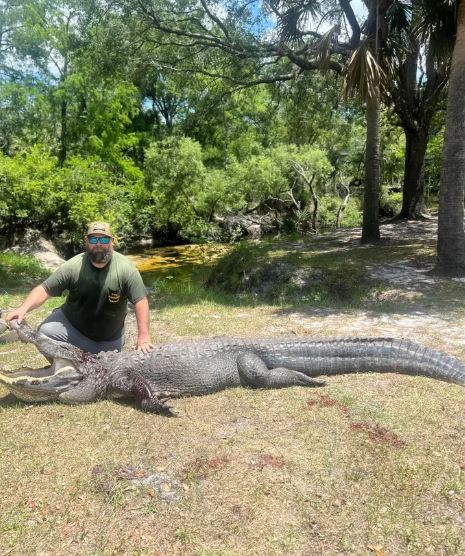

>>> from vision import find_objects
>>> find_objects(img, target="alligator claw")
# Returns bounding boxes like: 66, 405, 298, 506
140, 396, 176, 417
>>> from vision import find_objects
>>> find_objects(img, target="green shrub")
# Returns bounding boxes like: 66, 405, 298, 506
0, 145, 144, 249
379, 187, 402, 217
0, 253, 49, 288
318, 196, 362, 229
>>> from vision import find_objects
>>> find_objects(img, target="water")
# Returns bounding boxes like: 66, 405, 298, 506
127, 243, 230, 279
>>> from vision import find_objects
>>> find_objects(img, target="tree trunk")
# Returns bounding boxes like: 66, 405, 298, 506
361, 93, 381, 243
336, 184, 351, 228
399, 128, 428, 219
437, 0, 465, 275
384, 1, 451, 221
58, 53, 68, 167
58, 98, 68, 166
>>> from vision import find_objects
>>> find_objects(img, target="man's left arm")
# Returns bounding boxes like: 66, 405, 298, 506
133, 297, 154, 353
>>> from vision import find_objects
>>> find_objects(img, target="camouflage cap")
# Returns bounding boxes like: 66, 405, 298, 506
86, 221, 114, 238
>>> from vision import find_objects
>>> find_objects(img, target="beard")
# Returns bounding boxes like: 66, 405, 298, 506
86, 246, 113, 265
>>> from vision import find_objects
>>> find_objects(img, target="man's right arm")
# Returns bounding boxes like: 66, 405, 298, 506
5, 285, 50, 323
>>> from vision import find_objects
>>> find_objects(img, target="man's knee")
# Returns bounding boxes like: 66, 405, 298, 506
38, 320, 69, 342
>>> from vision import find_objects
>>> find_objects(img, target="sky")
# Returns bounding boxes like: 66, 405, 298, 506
351, 0, 368, 20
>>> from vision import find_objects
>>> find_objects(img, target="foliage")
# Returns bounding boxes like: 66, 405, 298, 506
59, 155, 144, 247
142, 138, 341, 241
318, 197, 362, 228
227, 144, 332, 208
0, 0, 449, 248
0, 146, 60, 229
0, 145, 144, 247
379, 188, 402, 217
0, 253, 49, 288
380, 117, 405, 190
143, 136, 209, 241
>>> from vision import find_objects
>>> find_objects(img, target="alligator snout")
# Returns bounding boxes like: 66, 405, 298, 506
0, 361, 83, 402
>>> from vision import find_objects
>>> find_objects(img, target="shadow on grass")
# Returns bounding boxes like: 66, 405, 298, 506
0, 391, 147, 414
0, 392, 45, 409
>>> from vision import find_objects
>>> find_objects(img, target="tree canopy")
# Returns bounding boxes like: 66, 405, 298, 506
0, 0, 459, 263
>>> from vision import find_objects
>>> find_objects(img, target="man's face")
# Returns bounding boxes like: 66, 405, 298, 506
85, 234, 114, 264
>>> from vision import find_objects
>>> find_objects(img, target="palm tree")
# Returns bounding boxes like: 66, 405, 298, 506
277, 0, 392, 243
343, 1, 395, 243
345, 0, 454, 229
386, 0, 454, 219
437, 0, 465, 275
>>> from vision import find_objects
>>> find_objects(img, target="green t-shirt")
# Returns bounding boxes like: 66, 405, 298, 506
42, 252, 148, 341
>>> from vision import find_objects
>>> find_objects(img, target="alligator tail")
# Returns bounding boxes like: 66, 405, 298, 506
261, 338, 465, 386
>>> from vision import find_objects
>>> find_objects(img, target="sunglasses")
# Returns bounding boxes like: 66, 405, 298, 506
88, 236, 111, 245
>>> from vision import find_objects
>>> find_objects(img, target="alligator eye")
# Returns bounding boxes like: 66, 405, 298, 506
31, 380, 40, 385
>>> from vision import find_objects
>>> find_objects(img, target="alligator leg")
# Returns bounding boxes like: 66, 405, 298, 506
131, 370, 176, 416
237, 352, 326, 388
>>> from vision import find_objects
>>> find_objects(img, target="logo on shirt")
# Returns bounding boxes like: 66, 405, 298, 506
108, 290, 121, 303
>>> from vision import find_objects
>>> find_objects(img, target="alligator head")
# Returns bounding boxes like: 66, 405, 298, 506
0, 318, 83, 402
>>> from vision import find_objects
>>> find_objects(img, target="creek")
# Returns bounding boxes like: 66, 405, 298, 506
126, 243, 230, 280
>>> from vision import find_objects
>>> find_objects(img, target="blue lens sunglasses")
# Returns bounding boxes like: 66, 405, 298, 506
88, 235, 111, 245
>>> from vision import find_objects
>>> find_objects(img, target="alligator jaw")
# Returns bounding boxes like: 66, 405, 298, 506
0, 358, 83, 402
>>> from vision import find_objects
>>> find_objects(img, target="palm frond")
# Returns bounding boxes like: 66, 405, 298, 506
386, 0, 412, 34
269, 0, 322, 44
313, 24, 339, 71
342, 40, 386, 101
415, 0, 455, 61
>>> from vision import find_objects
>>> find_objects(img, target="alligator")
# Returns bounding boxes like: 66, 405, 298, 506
0, 317, 464, 415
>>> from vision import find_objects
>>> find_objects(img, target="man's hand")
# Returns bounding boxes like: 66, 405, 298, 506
4, 286, 50, 324
5, 308, 27, 324
136, 334, 154, 354
133, 296, 153, 354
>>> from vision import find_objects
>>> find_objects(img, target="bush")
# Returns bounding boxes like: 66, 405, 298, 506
0, 253, 49, 288
0, 145, 61, 231
0, 145, 144, 250
143, 137, 208, 241
379, 187, 402, 217
317, 196, 362, 229
59, 155, 143, 248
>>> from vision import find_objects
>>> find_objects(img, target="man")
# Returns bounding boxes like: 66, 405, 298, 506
5, 222, 153, 354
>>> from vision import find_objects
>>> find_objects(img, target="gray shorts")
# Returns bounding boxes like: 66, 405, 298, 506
39, 308, 124, 354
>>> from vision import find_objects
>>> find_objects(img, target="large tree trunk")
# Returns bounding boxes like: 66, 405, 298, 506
399, 128, 428, 219
361, 93, 381, 243
58, 98, 68, 166
437, 0, 465, 275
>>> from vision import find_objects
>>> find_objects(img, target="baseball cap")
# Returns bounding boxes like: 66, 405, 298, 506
86, 221, 114, 238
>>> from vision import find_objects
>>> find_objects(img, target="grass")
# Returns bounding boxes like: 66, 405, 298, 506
1, 220, 465, 555
0, 252, 49, 291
